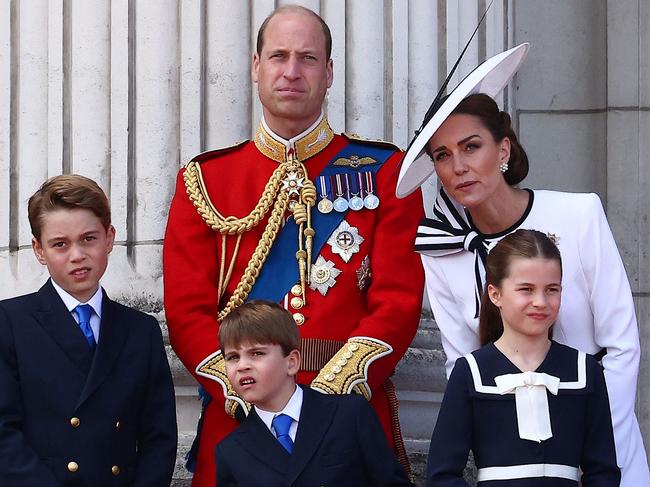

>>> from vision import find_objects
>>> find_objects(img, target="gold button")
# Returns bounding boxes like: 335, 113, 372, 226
67, 461, 79, 473
115, 421, 121, 430
290, 296, 304, 309
292, 313, 305, 325
70, 417, 80, 428
111, 465, 120, 476
291, 284, 302, 296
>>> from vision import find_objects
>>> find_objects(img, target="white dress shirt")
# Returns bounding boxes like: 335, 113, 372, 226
255, 385, 303, 442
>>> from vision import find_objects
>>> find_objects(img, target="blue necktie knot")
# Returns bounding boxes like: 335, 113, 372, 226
75, 304, 96, 349
272, 413, 294, 453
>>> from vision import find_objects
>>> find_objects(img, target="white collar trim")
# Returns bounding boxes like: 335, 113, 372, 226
464, 350, 586, 394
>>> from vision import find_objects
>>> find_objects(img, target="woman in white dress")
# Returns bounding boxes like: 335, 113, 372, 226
396, 45, 649, 485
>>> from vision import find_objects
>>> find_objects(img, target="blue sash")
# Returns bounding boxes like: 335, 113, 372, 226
247, 142, 394, 302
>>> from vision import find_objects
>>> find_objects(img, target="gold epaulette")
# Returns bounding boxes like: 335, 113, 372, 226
195, 350, 252, 418
184, 140, 249, 166
310, 337, 393, 399
342, 133, 401, 152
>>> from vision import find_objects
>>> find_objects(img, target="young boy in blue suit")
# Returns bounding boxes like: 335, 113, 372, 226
0, 175, 177, 486
214, 300, 413, 487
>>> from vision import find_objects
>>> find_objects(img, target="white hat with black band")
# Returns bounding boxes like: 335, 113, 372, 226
396, 43, 530, 199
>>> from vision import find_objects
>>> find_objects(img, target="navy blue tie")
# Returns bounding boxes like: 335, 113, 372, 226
272, 414, 294, 453
75, 304, 96, 349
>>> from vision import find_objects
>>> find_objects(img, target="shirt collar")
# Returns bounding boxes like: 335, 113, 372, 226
255, 384, 303, 431
51, 279, 104, 318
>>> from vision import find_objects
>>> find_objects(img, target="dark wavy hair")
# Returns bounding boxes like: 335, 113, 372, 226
479, 229, 562, 345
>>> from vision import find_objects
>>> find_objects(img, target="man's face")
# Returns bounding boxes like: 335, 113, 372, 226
252, 10, 333, 138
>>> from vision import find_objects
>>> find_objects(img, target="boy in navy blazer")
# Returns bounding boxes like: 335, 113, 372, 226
214, 300, 413, 487
0, 175, 177, 486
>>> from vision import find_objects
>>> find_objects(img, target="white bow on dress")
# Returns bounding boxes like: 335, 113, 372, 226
495, 371, 560, 442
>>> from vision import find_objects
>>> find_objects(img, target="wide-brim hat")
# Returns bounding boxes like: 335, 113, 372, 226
396, 43, 530, 198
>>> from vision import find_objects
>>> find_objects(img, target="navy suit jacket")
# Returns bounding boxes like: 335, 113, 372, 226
0, 280, 177, 486
215, 386, 413, 487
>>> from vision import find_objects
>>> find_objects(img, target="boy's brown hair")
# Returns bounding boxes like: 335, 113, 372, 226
28, 174, 111, 241
219, 300, 300, 356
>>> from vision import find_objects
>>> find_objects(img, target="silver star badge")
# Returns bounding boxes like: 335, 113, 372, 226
327, 220, 364, 263
281, 171, 305, 196
309, 256, 341, 296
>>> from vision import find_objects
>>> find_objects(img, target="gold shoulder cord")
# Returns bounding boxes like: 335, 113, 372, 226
183, 154, 316, 320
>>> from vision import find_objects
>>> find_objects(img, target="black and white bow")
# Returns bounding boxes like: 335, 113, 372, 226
415, 188, 497, 317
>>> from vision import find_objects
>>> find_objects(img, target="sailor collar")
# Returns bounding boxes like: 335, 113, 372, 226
254, 112, 334, 163
465, 344, 587, 395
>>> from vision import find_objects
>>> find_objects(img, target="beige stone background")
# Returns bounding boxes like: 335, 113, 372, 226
0, 1, 648, 485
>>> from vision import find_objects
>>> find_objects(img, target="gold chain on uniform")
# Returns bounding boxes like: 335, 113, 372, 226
183, 153, 317, 320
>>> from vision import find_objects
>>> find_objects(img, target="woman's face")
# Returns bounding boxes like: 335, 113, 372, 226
427, 113, 511, 209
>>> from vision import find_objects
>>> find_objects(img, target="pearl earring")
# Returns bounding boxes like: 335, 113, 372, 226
499, 161, 509, 173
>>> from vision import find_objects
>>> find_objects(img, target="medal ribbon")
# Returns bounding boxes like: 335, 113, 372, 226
318, 175, 329, 200
248, 141, 394, 303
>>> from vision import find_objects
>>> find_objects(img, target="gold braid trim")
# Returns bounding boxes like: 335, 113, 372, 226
183, 156, 315, 321
183, 160, 286, 235
195, 350, 252, 419
217, 192, 288, 320
310, 337, 393, 398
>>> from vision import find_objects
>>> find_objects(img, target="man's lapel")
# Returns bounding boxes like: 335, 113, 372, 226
34, 280, 94, 374
233, 409, 291, 475
76, 290, 129, 408
285, 386, 337, 485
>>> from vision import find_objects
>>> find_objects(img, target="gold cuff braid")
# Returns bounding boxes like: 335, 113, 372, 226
310, 337, 393, 399
195, 350, 252, 418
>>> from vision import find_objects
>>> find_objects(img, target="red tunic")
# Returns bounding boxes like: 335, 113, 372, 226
163, 123, 424, 487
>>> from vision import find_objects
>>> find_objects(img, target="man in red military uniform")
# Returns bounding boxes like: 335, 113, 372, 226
163, 5, 424, 486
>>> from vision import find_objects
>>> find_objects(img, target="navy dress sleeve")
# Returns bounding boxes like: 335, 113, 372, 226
580, 357, 621, 486
426, 357, 473, 487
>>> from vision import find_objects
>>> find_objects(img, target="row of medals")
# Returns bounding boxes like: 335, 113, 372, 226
316, 172, 380, 214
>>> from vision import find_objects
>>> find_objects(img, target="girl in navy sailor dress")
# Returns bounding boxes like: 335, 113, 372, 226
426, 230, 620, 486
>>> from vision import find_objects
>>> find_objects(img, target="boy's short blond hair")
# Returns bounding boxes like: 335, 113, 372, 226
28, 174, 111, 241
219, 300, 300, 356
